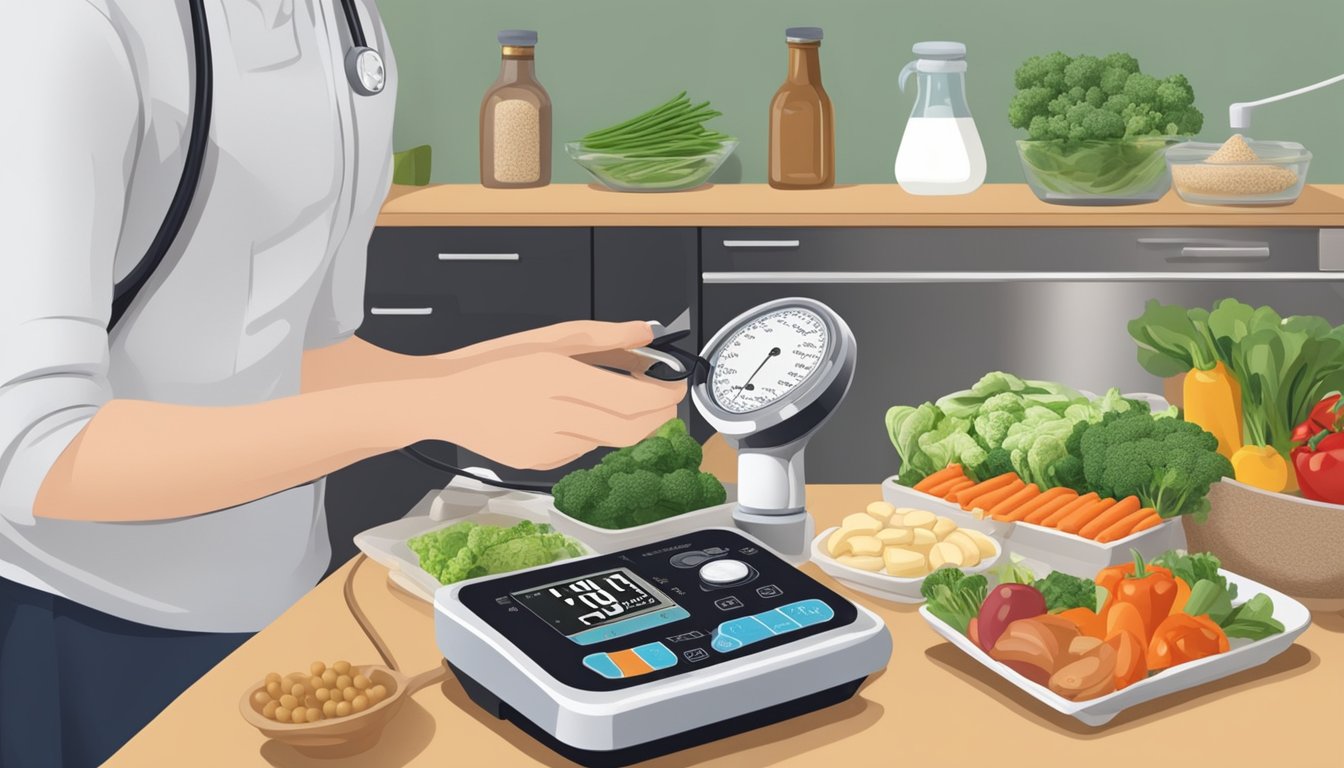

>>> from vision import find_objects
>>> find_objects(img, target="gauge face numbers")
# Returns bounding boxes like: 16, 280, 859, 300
710, 307, 830, 414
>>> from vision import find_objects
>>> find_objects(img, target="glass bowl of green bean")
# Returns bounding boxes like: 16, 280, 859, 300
566, 92, 737, 192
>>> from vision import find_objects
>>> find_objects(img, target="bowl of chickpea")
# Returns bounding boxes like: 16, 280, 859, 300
239, 659, 445, 756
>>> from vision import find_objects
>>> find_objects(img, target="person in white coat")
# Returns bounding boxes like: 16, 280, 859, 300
0, 3, 681, 765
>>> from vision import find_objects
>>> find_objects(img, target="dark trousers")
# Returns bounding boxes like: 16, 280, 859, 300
0, 578, 252, 767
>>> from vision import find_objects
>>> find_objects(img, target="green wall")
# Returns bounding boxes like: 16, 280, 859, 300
381, 0, 1344, 185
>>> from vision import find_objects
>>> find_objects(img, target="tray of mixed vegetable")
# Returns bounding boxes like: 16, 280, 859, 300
885, 372, 1228, 572
919, 549, 1307, 726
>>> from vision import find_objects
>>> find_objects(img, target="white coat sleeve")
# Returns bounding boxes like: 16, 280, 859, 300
0, 2, 141, 524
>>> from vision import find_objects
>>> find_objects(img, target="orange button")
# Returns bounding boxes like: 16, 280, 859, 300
607, 648, 654, 678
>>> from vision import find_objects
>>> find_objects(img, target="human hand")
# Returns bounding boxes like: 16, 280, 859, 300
414, 321, 686, 469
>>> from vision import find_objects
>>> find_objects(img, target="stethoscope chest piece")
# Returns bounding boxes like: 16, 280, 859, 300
345, 46, 385, 95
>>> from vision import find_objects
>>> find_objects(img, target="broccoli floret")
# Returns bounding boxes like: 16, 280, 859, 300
921, 570, 989, 636
1035, 571, 1098, 613
551, 467, 609, 518
1123, 72, 1160, 105
631, 437, 679, 474
1063, 55, 1104, 90
1101, 52, 1140, 76
697, 471, 728, 507
969, 447, 1015, 482
1009, 86, 1055, 129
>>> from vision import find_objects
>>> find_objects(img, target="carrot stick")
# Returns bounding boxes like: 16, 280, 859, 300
1095, 508, 1159, 543
1038, 492, 1099, 527
926, 474, 969, 497
1125, 513, 1165, 535
914, 464, 964, 493
940, 479, 976, 500
996, 487, 1076, 522
954, 473, 1018, 508
1078, 496, 1143, 539
965, 479, 1026, 512
985, 483, 1041, 519
1016, 492, 1080, 521
1058, 497, 1118, 534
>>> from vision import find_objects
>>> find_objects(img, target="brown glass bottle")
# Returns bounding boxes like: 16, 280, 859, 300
480, 30, 552, 188
769, 27, 835, 189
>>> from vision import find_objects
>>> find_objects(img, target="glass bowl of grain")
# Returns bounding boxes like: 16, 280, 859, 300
1167, 135, 1311, 206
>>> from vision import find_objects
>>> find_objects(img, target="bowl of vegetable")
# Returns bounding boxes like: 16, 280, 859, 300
810, 501, 1002, 603
548, 419, 733, 552
1008, 51, 1203, 205
567, 92, 737, 192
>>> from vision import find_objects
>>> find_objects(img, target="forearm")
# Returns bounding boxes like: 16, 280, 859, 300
302, 336, 449, 392
33, 381, 421, 523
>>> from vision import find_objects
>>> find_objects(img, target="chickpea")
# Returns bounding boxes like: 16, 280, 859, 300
335, 701, 352, 717
335, 675, 352, 690
315, 687, 330, 703
274, 706, 291, 723
310, 661, 326, 677
265, 681, 282, 699
342, 687, 357, 702
351, 695, 369, 713
265, 672, 282, 685
333, 660, 351, 676
291, 707, 306, 724
290, 683, 306, 699
322, 700, 338, 718
328, 686, 343, 702
263, 701, 279, 719
367, 685, 386, 704
304, 695, 319, 709
321, 669, 337, 687
309, 676, 324, 691
352, 674, 370, 691
279, 694, 298, 710
251, 690, 270, 707
306, 707, 322, 723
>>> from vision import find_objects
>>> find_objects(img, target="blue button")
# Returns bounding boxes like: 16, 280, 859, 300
777, 599, 834, 628
582, 653, 622, 679
756, 609, 802, 635
631, 642, 677, 671
568, 606, 692, 646
711, 634, 742, 653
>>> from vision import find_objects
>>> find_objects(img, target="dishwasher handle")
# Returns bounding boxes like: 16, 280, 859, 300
722, 239, 802, 249
1177, 246, 1270, 260
702, 270, 1344, 284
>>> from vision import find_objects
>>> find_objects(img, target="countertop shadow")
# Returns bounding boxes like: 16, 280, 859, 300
257, 697, 437, 768
922, 641, 1319, 738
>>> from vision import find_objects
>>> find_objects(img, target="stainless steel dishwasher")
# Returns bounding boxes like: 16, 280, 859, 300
700, 227, 1344, 483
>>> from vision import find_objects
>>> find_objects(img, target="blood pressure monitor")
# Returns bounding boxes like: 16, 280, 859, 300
436, 528, 891, 767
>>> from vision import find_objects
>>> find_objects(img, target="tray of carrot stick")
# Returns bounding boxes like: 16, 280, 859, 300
882, 464, 1187, 575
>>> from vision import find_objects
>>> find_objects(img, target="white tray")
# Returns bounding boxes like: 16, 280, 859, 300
810, 526, 1002, 603
882, 478, 1187, 576
546, 484, 737, 554
352, 475, 591, 603
919, 568, 1311, 726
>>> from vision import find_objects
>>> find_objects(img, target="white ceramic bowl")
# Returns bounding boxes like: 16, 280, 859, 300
810, 526, 1002, 604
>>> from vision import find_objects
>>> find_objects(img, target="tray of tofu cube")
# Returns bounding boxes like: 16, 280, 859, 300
810, 501, 1003, 603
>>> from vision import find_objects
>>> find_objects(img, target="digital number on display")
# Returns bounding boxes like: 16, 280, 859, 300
512, 568, 674, 637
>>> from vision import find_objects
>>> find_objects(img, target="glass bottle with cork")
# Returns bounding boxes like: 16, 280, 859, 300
480, 30, 552, 188
769, 27, 835, 190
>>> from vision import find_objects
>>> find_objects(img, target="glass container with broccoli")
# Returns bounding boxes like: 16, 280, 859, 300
551, 419, 728, 530
1009, 52, 1203, 204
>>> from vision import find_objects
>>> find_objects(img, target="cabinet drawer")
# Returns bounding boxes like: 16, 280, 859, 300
360, 227, 593, 355
703, 228, 1321, 273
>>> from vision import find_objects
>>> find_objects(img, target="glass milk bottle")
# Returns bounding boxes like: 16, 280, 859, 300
480, 30, 552, 188
893, 41, 986, 195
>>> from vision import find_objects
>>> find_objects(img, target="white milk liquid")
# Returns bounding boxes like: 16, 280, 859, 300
894, 117, 987, 195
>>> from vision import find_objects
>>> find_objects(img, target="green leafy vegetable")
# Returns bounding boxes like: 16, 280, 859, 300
574, 93, 735, 187
407, 520, 583, 586
1220, 594, 1286, 640
1034, 570, 1100, 613
920, 568, 989, 636
551, 419, 727, 529
990, 553, 1037, 586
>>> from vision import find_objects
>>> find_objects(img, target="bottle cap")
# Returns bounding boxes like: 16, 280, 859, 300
912, 41, 966, 60
498, 29, 538, 46
785, 27, 823, 43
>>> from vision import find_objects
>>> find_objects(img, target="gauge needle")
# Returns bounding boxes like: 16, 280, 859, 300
733, 347, 780, 401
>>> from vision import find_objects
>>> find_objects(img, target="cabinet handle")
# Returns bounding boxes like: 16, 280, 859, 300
369, 307, 434, 315
702, 271, 1344, 284
438, 253, 520, 261
1177, 246, 1271, 260
722, 240, 801, 249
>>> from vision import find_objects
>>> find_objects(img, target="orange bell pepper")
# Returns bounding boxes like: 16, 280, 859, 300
1170, 577, 1192, 616
1057, 607, 1107, 639
1110, 551, 1179, 641
1147, 613, 1230, 672
1105, 601, 1147, 645
1106, 629, 1148, 690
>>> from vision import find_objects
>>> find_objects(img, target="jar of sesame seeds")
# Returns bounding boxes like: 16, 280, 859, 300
480, 30, 552, 188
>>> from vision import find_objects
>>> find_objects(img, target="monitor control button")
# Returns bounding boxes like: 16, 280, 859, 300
700, 559, 750, 585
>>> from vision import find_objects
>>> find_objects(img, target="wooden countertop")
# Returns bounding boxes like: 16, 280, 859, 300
377, 183, 1344, 228
110, 486, 1341, 767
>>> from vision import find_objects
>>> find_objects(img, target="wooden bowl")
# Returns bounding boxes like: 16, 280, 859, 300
1185, 479, 1344, 608
239, 663, 447, 757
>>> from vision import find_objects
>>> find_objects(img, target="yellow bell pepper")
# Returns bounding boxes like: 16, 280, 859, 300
1231, 444, 1289, 492
1183, 361, 1242, 459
